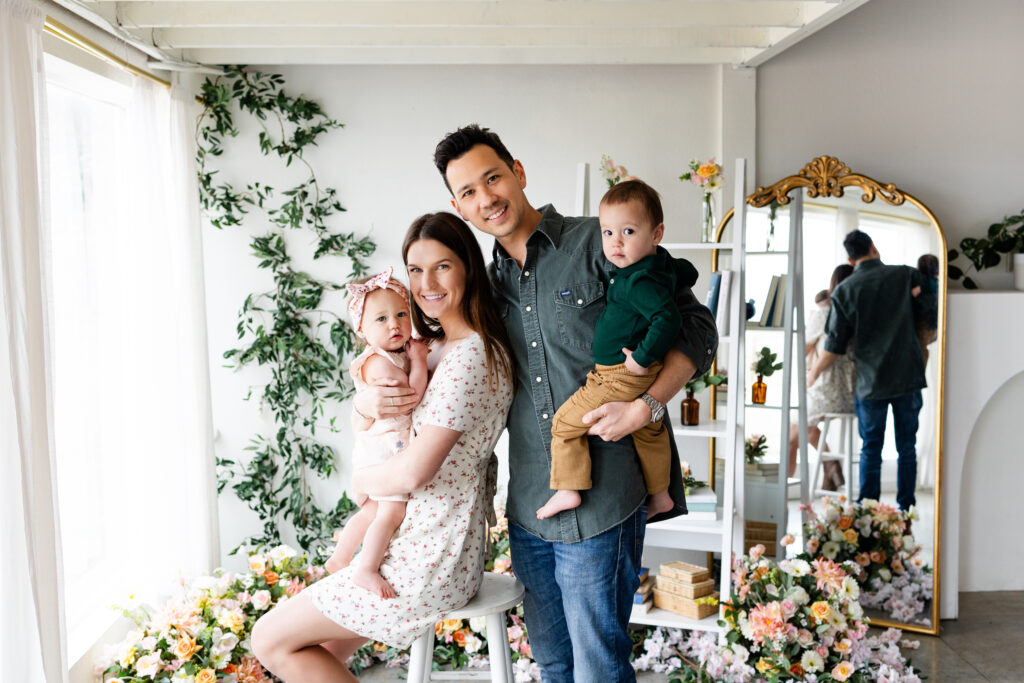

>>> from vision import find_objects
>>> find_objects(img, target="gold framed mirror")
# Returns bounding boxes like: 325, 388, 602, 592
710, 156, 944, 635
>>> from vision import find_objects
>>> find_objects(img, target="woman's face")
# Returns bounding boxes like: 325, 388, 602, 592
405, 238, 467, 327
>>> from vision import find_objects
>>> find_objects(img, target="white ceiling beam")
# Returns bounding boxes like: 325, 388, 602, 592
154, 25, 790, 49
117, 1, 824, 29
181, 44, 760, 65
741, 0, 868, 66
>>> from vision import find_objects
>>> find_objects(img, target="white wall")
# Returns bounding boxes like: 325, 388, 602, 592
756, 0, 1024, 251
202, 64, 727, 560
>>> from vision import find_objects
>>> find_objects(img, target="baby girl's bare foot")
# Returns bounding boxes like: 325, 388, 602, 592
353, 565, 396, 599
536, 490, 582, 519
648, 490, 675, 516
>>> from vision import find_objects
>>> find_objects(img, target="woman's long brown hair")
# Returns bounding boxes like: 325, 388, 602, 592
402, 212, 513, 389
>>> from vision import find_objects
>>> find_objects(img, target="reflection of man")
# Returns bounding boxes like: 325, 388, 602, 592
433, 124, 717, 682
808, 230, 934, 510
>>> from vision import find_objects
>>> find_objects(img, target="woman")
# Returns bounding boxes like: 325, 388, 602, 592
788, 264, 856, 487
252, 212, 514, 681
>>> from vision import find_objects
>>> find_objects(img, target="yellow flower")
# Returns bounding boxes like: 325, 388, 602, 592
697, 163, 719, 178
196, 669, 217, 683
832, 661, 855, 681
755, 658, 773, 673
843, 529, 859, 544
118, 646, 137, 669
809, 600, 832, 622
173, 634, 202, 661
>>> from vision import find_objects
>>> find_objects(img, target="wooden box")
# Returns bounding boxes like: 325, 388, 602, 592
653, 589, 719, 619
655, 575, 715, 599
659, 561, 710, 584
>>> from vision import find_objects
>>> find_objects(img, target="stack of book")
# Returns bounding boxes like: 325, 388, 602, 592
683, 486, 719, 520
634, 567, 654, 613
754, 273, 788, 327
745, 461, 781, 483
745, 520, 778, 557
652, 561, 719, 619
704, 271, 733, 336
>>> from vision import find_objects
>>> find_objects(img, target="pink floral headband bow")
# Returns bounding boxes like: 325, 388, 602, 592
346, 266, 411, 338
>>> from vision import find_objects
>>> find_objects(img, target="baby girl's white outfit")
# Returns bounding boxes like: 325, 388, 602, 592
351, 345, 412, 503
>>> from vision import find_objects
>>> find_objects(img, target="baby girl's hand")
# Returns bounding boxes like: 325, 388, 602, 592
406, 338, 429, 362
622, 348, 648, 375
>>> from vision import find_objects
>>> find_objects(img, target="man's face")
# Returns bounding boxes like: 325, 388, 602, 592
445, 144, 531, 240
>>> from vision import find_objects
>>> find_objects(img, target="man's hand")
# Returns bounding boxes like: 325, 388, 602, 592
622, 347, 647, 375
356, 378, 418, 419
583, 398, 650, 442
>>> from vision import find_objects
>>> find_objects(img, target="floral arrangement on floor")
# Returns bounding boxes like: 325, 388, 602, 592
629, 544, 923, 682
801, 497, 933, 624
98, 545, 325, 682
745, 434, 769, 464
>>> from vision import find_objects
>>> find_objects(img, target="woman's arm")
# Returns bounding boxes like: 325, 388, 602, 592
352, 424, 463, 499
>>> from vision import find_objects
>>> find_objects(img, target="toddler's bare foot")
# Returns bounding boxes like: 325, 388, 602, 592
324, 547, 351, 574
352, 565, 396, 599
536, 490, 582, 519
648, 490, 675, 516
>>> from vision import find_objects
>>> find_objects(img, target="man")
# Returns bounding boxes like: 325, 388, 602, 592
807, 229, 935, 511
433, 124, 717, 682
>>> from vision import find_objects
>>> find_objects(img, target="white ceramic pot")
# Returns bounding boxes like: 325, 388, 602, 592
1015, 253, 1024, 291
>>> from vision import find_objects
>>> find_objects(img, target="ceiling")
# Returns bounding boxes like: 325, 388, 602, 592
64, 0, 870, 69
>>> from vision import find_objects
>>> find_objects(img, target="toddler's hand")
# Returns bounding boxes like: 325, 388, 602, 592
911, 285, 921, 298
622, 348, 647, 375
406, 338, 429, 362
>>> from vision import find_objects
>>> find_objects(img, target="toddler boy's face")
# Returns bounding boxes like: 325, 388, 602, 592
599, 199, 664, 269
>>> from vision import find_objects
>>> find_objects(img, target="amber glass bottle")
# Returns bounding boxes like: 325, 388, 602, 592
680, 391, 700, 425
751, 375, 767, 404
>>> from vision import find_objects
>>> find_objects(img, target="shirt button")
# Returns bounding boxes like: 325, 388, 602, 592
610, 278, 615, 284
525, 305, 532, 312
524, 270, 530, 277
542, 413, 549, 419
577, 298, 583, 305
536, 376, 543, 383
531, 341, 538, 347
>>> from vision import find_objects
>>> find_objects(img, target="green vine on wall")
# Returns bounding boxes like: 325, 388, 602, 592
196, 65, 374, 555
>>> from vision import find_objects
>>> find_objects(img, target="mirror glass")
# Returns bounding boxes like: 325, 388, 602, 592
716, 159, 944, 634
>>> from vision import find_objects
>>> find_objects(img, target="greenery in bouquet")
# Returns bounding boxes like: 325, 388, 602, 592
801, 497, 933, 624
600, 154, 631, 187
99, 545, 325, 683
745, 434, 769, 464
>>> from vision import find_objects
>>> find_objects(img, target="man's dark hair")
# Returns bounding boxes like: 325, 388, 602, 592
843, 230, 874, 261
433, 124, 515, 193
600, 179, 664, 227
917, 253, 939, 278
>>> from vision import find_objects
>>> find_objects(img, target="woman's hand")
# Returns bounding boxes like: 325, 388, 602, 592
355, 378, 419, 419
622, 347, 648, 375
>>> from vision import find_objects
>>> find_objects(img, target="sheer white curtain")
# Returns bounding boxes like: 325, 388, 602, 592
45, 58, 220, 658
0, 1, 68, 680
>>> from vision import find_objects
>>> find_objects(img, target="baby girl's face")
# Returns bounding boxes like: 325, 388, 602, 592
361, 288, 412, 351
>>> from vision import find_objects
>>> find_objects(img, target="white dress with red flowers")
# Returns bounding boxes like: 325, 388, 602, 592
307, 333, 512, 648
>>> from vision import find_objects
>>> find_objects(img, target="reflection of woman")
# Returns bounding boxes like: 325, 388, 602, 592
252, 212, 514, 681
788, 265, 856, 487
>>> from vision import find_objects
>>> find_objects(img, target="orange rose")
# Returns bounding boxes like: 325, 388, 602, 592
263, 570, 280, 586
697, 163, 719, 178
838, 516, 853, 530
196, 669, 217, 683
453, 629, 468, 647
173, 634, 202, 661
790, 662, 805, 677
843, 529, 859, 544
869, 550, 886, 563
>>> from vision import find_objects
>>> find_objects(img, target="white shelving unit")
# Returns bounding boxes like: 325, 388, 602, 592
629, 159, 749, 633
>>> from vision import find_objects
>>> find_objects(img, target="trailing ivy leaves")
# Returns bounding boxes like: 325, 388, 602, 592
198, 66, 372, 555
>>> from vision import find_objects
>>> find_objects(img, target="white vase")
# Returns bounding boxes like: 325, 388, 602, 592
1014, 253, 1024, 291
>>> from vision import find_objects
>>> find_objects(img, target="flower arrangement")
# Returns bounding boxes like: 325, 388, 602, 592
680, 158, 724, 242
98, 545, 325, 682
600, 154, 631, 187
681, 460, 709, 492
745, 434, 768, 464
801, 497, 933, 624
752, 346, 783, 379
641, 544, 924, 682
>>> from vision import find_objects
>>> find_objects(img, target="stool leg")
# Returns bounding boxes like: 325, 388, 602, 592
845, 416, 855, 501
485, 611, 513, 683
408, 628, 435, 683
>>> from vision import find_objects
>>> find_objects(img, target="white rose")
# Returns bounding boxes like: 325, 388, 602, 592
251, 589, 272, 611
269, 545, 297, 566
135, 652, 162, 678
249, 554, 267, 574
469, 616, 487, 633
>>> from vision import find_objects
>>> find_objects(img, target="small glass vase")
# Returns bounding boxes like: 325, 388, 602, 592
700, 193, 715, 243
751, 375, 767, 404
681, 390, 700, 426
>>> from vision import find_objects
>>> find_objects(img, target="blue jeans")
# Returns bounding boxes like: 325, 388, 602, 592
855, 391, 923, 510
509, 506, 647, 683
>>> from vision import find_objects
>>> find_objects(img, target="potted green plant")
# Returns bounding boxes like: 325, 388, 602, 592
680, 371, 727, 425
948, 209, 1024, 289
751, 346, 782, 404
744, 434, 768, 465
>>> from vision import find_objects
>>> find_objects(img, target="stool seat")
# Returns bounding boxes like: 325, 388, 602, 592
407, 572, 525, 683
812, 412, 857, 500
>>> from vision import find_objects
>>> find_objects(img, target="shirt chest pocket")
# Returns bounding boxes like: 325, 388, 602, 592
553, 281, 605, 351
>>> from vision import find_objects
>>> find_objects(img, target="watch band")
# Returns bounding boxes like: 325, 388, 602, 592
638, 392, 665, 423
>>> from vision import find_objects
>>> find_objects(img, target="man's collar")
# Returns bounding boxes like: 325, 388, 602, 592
491, 204, 563, 270
854, 257, 884, 270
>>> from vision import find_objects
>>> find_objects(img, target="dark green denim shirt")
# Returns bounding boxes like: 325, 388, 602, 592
824, 258, 932, 400
488, 205, 718, 542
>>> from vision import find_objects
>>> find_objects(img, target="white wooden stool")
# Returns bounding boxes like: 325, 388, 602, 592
812, 412, 857, 500
406, 572, 525, 683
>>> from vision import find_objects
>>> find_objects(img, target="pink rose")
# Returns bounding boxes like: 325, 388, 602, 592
251, 590, 272, 611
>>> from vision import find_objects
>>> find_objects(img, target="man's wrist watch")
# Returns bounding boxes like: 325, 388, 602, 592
638, 392, 666, 423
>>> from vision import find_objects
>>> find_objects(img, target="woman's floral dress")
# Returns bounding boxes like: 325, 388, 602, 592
307, 333, 513, 648
806, 305, 856, 424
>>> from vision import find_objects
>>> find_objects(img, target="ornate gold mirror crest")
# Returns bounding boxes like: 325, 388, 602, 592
707, 156, 944, 636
